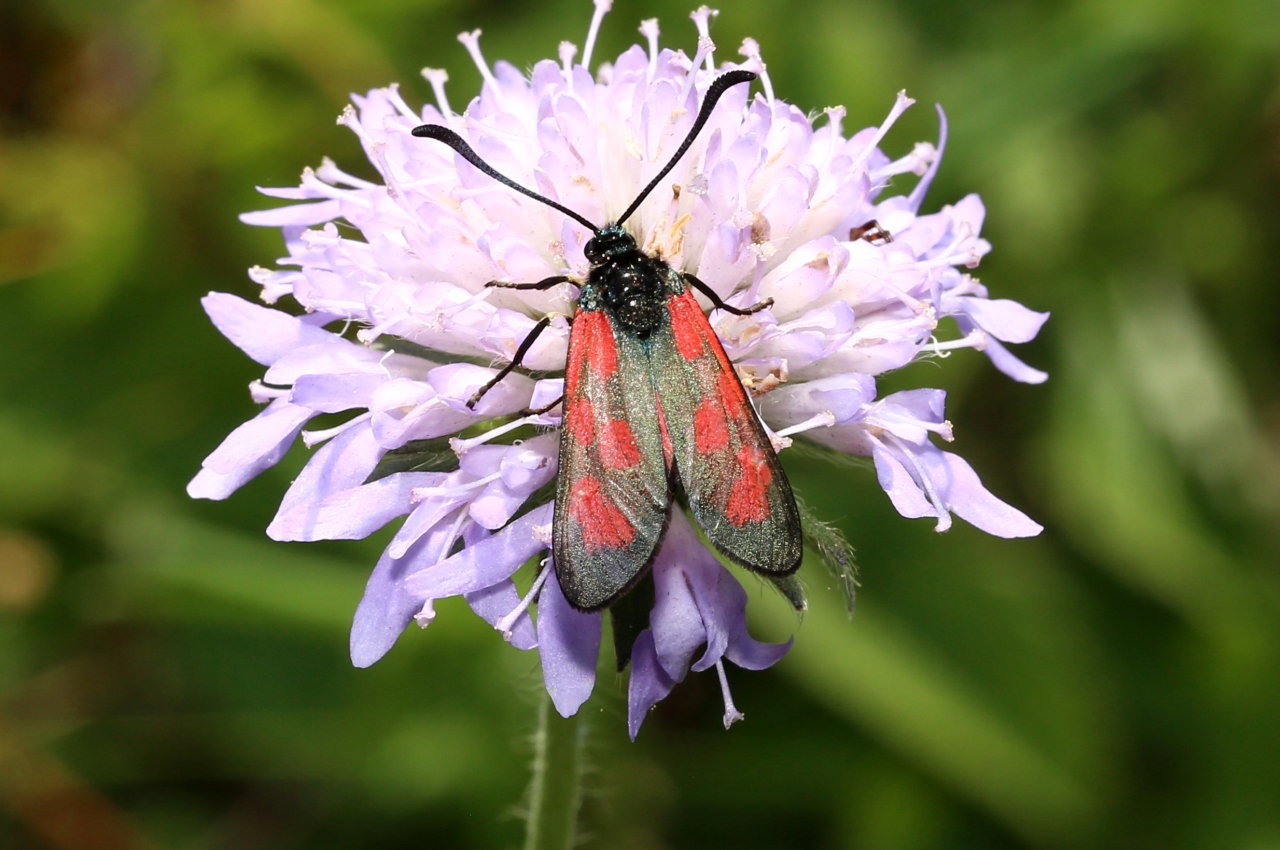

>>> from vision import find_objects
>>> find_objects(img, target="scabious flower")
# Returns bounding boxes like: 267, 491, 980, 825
189, 1, 1046, 737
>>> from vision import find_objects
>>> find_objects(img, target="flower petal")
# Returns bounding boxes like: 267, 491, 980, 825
916, 445, 1043, 538
957, 297, 1049, 344
466, 579, 538, 651
201, 293, 336, 366
268, 424, 385, 539
627, 630, 677, 740
537, 569, 602, 717
403, 502, 553, 599
350, 518, 460, 668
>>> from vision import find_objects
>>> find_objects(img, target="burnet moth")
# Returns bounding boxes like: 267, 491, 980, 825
412, 70, 802, 616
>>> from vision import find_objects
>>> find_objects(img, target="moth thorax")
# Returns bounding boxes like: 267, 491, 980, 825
601, 261, 666, 334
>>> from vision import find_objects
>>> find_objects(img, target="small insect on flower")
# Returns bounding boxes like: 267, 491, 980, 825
411, 70, 802, 612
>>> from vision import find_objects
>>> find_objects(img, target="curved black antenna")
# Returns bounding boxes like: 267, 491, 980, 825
411, 124, 600, 233
615, 69, 757, 227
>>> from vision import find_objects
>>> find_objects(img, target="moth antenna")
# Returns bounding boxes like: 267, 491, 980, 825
615, 69, 756, 227
411, 124, 600, 233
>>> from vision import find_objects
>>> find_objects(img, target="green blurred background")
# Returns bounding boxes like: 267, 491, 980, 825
2, 0, 1279, 847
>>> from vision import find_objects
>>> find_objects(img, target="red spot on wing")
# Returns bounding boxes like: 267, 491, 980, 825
569, 475, 636, 550
716, 368, 747, 418
586, 314, 618, 378
725, 447, 773, 526
694, 398, 730, 453
565, 398, 595, 444
599, 419, 641, 469
669, 291, 706, 361
565, 310, 617, 388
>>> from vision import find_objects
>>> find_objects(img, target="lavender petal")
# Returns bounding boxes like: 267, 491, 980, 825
537, 569, 601, 717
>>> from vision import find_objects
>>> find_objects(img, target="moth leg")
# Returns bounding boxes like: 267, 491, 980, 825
848, 219, 893, 244
467, 314, 555, 409
486, 275, 571, 290
522, 395, 564, 416
683, 273, 774, 315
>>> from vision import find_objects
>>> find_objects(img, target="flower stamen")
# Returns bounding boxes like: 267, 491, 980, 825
775, 410, 838, 438
639, 19, 660, 80
682, 37, 717, 102
302, 411, 372, 448
738, 39, 773, 105
850, 91, 916, 173
411, 471, 503, 502
714, 659, 745, 729
457, 30, 501, 101
495, 562, 550, 641
581, 0, 612, 71
884, 432, 952, 532
421, 68, 456, 125
690, 7, 719, 72
449, 412, 543, 455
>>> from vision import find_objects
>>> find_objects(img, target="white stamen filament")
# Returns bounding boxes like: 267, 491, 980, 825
690, 7, 719, 71
457, 30, 501, 99
738, 39, 774, 105
495, 563, 550, 641
917, 219, 978, 271
316, 156, 378, 189
639, 19, 660, 80
822, 106, 847, 167
775, 410, 837, 438
869, 141, 937, 183
438, 508, 470, 565
358, 311, 411, 345
302, 411, 372, 448
420, 68, 455, 124
249, 380, 289, 402
945, 274, 984, 298
299, 168, 373, 207
336, 106, 373, 146
384, 83, 419, 121
449, 413, 542, 455
414, 599, 437, 628
714, 659, 745, 729
581, 0, 611, 71
682, 36, 716, 102
921, 329, 988, 357
411, 471, 502, 502
387, 396, 446, 434
864, 401, 954, 442
559, 41, 578, 77
883, 432, 951, 533
432, 286, 499, 324
849, 91, 916, 174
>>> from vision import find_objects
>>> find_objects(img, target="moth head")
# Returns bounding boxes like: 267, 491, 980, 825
584, 225, 638, 265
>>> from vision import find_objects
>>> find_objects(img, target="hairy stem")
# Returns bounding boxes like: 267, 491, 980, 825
524, 692, 586, 850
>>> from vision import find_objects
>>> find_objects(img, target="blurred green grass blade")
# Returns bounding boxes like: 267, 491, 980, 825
756, 589, 1100, 847
1043, 306, 1278, 652
108, 505, 362, 633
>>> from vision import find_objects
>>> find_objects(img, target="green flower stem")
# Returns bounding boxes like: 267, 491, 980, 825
524, 692, 587, 850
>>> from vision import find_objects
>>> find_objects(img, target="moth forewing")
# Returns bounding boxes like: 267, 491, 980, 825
552, 306, 672, 611
648, 286, 803, 577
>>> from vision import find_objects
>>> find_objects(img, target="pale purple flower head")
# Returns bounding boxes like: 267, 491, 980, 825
190, 2, 1046, 737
